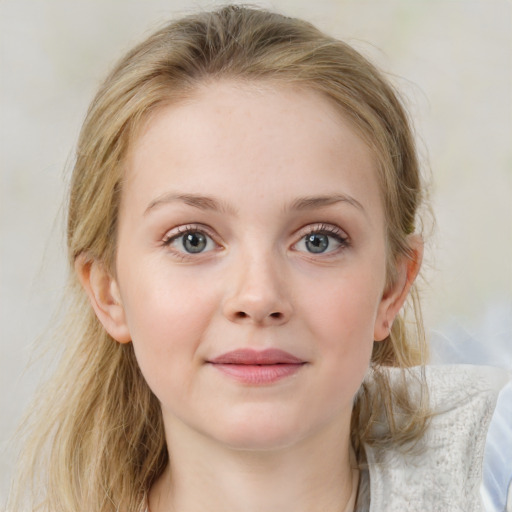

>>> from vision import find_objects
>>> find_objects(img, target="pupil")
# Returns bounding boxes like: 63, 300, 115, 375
183, 232, 207, 253
305, 233, 328, 253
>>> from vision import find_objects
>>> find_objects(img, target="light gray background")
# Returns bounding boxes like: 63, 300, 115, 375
1, 0, 511, 499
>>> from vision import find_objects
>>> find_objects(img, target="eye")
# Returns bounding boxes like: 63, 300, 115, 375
293, 225, 349, 255
163, 227, 217, 254
304, 233, 331, 253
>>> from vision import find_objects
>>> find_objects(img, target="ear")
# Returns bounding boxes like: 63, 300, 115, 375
75, 255, 131, 343
374, 235, 423, 342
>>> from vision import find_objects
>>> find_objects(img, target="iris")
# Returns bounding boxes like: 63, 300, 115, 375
305, 233, 329, 253
183, 232, 207, 253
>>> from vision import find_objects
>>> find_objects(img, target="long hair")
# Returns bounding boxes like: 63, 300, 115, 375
9, 6, 430, 511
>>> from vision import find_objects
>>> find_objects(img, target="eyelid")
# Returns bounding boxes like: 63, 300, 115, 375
162, 223, 215, 242
296, 223, 349, 241
292, 223, 350, 254
162, 224, 222, 257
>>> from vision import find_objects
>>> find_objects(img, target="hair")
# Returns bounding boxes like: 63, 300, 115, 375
9, 5, 431, 511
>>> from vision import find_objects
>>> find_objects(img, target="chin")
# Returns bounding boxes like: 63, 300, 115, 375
207, 412, 309, 452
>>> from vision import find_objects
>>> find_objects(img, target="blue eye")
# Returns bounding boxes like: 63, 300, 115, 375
304, 233, 330, 253
182, 232, 208, 253
294, 227, 348, 254
164, 228, 216, 254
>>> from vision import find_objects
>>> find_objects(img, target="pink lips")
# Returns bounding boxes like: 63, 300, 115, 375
208, 348, 306, 385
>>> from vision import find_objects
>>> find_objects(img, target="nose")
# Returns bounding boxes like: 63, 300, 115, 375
222, 253, 293, 326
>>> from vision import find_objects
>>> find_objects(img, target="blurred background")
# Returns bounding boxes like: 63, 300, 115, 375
1, 0, 511, 501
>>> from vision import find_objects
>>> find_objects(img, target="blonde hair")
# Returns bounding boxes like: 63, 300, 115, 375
10, 5, 430, 511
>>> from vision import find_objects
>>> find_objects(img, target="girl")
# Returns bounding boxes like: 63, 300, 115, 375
9, 5, 507, 511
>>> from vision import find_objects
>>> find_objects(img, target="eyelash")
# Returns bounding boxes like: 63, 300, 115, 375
161, 222, 350, 257
295, 223, 350, 253
163, 224, 207, 244
304, 223, 347, 239
162, 224, 219, 256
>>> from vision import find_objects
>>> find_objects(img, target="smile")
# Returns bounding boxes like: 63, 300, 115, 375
207, 348, 307, 385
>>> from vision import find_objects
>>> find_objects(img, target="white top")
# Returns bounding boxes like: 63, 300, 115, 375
355, 365, 510, 511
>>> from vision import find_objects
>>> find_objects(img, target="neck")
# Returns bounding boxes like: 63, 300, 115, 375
149, 418, 357, 512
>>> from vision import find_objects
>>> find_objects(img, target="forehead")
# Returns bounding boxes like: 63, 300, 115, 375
122, 80, 382, 220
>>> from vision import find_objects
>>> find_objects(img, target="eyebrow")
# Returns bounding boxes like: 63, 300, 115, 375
144, 192, 365, 216
289, 194, 366, 214
144, 193, 236, 216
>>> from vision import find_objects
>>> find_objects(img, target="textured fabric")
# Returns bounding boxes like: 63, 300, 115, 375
354, 365, 510, 512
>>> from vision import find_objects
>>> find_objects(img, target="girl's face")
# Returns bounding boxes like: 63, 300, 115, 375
92, 82, 413, 451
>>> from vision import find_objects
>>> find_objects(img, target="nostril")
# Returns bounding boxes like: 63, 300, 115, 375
232, 311, 283, 321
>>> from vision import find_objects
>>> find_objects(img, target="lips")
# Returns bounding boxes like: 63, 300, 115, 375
207, 349, 306, 385
209, 348, 304, 365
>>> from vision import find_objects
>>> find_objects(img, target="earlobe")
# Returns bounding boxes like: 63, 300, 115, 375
75, 255, 132, 343
374, 235, 423, 341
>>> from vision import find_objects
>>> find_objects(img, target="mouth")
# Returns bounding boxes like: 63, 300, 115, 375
207, 348, 306, 385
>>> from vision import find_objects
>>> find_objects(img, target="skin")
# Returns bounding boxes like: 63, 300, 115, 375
78, 81, 422, 512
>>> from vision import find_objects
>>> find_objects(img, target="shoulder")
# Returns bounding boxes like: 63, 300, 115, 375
422, 364, 510, 410
362, 364, 510, 512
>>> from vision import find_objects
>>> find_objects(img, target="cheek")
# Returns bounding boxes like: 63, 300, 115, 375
118, 268, 220, 396
301, 273, 382, 346
298, 272, 382, 393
